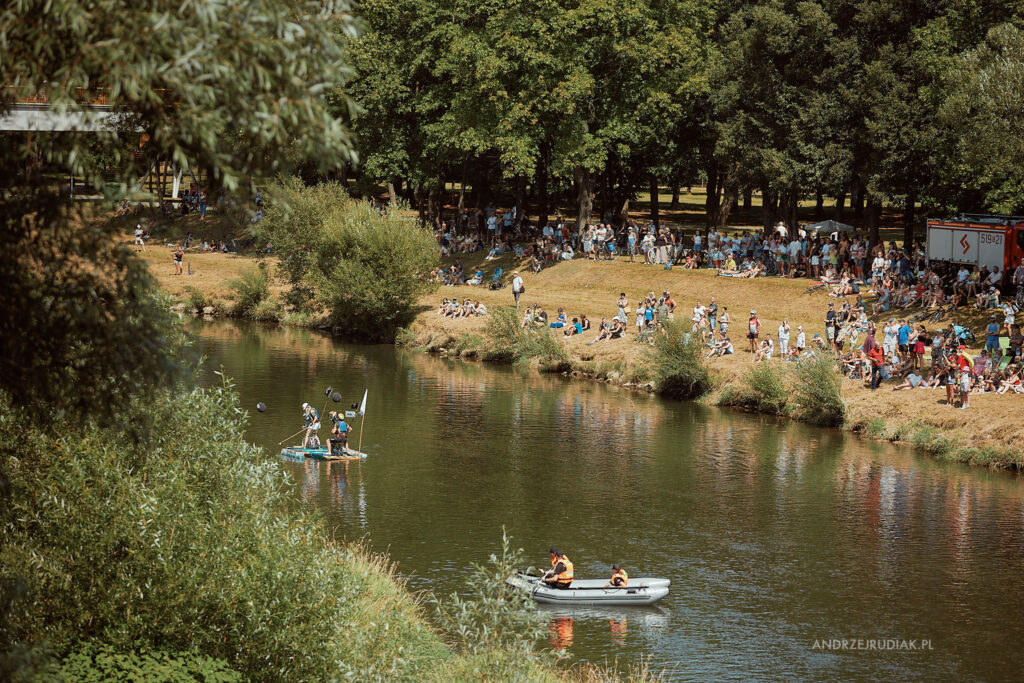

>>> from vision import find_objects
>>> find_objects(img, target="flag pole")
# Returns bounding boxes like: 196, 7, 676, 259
357, 389, 368, 454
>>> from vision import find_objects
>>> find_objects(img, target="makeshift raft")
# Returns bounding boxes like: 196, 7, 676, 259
506, 572, 670, 606
280, 446, 367, 461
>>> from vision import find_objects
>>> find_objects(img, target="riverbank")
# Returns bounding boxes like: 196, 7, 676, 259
402, 253, 1024, 470
133, 221, 1024, 470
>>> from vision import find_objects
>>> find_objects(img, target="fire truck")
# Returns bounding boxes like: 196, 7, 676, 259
926, 214, 1024, 284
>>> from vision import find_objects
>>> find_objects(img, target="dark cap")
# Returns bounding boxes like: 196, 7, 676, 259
549, 547, 562, 556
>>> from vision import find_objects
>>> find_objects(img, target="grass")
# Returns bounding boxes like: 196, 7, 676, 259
124, 204, 1024, 470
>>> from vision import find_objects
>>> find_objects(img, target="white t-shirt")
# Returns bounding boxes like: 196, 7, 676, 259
778, 324, 790, 340
512, 276, 523, 292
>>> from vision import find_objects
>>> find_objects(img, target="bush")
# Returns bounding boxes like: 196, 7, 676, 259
742, 362, 789, 414
647, 321, 713, 399
483, 306, 568, 369
0, 384, 447, 681
185, 286, 208, 313
431, 532, 552, 663
792, 353, 845, 426
56, 644, 241, 682
249, 298, 283, 322
256, 180, 438, 342
227, 264, 269, 317
454, 333, 485, 357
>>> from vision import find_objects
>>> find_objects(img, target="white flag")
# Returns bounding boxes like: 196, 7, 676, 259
358, 389, 368, 416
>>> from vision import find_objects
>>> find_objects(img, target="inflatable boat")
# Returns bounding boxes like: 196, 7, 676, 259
506, 573, 670, 606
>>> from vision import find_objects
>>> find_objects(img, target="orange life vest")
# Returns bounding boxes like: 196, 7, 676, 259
551, 555, 574, 583
611, 568, 628, 587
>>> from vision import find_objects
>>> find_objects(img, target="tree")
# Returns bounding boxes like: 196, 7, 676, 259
0, 0, 360, 420
943, 22, 1024, 214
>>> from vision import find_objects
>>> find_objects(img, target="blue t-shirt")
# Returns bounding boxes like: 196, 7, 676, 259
898, 325, 911, 345
987, 322, 1000, 343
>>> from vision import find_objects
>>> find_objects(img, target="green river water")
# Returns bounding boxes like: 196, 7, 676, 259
195, 319, 1024, 680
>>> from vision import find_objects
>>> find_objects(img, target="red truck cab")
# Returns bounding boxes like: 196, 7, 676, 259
927, 214, 1024, 284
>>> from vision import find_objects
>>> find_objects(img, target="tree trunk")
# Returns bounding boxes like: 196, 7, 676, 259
866, 193, 881, 247
574, 166, 594, 235
650, 176, 659, 229
761, 184, 775, 230
619, 196, 630, 226
743, 187, 753, 210
835, 191, 845, 218
903, 191, 916, 247
728, 183, 739, 211
815, 189, 824, 219
853, 183, 865, 219
515, 175, 526, 226
387, 180, 397, 207
536, 155, 549, 227
704, 162, 720, 228
670, 185, 680, 210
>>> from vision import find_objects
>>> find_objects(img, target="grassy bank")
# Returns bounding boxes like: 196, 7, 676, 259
402, 251, 1024, 470
129, 213, 1024, 470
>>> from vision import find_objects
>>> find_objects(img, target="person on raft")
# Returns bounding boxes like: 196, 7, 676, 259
327, 410, 351, 455
301, 402, 320, 448
606, 564, 628, 587
542, 548, 574, 589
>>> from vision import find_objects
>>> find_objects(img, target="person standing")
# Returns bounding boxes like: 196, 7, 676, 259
173, 245, 184, 275
301, 402, 321, 448
615, 293, 629, 324
825, 302, 837, 353
626, 227, 637, 263
747, 310, 761, 353
511, 271, 524, 307
796, 325, 806, 353
133, 223, 146, 251
706, 296, 718, 335
718, 307, 730, 340
778, 319, 791, 356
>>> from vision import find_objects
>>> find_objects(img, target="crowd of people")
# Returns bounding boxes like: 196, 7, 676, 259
431, 209, 1024, 409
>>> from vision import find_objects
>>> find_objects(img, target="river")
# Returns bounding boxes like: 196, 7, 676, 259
195, 319, 1024, 680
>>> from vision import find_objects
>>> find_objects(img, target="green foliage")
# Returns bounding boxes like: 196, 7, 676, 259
228, 265, 270, 317
185, 286, 210, 313
55, 644, 240, 683
454, 333, 485, 356
865, 417, 888, 438
792, 353, 845, 426
943, 23, 1024, 214
740, 363, 790, 414
647, 321, 713, 399
431, 532, 551, 661
483, 306, 568, 369
256, 180, 438, 341
250, 298, 284, 322
0, 384, 447, 681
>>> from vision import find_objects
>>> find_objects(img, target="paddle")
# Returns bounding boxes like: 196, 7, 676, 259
277, 427, 307, 446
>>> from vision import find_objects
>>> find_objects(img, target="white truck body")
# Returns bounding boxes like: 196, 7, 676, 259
926, 222, 1007, 273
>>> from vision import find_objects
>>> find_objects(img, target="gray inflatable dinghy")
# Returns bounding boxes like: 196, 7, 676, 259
506, 572, 670, 606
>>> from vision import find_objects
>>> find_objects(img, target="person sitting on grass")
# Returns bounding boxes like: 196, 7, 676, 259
706, 337, 734, 358
474, 301, 488, 316
752, 333, 774, 362
564, 317, 583, 337
589, 318, 611, 344
579, 314, 591, 332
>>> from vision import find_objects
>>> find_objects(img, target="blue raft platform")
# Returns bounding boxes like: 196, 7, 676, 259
280, 446, 368, 461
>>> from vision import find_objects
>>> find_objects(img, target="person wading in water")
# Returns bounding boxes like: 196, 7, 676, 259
301, 402, 320, 448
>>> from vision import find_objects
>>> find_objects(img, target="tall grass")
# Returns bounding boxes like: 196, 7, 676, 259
792, 353, 845, 426
483, 306, 568, 369
227, 264, 270, 317
741, 362, 790, 414
646, 321, 713, 399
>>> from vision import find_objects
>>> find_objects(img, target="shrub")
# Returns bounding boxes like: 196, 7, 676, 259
647, 321, 713, 399
792, 353, 845, 426
743, 362, 789, 414
185, 286, 208, 313
454, 333, 485, 356
0, 384, 447, 681
483, 306, 568, 368
865, 417, 888, 438
227, 264, 269, 316
250, 298, 283, 322
256, 180, 438, 342
431, 532, 552, 663
56, 644, 241, 682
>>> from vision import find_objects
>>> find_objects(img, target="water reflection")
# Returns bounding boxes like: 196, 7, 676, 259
195, 320, 1024, 679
